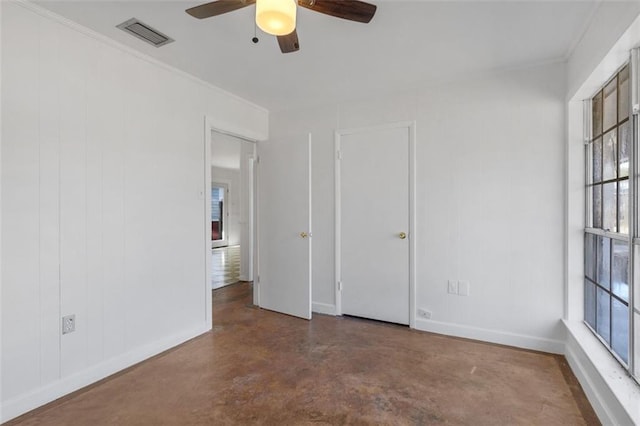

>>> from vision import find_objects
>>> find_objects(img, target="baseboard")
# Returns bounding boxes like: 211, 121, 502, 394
1, 323, 210, 423
312, 302, 336, 316
413, 318, 565, 354
563, 320, 638, 425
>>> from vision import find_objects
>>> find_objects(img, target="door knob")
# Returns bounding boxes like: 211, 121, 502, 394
300, 232, 308, 238
399, 232, 407, 240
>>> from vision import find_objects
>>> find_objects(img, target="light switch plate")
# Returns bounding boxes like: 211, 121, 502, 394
448, 280, 458, 294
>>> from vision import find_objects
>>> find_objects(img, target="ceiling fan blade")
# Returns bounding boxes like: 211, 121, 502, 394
186, 0, 255, 19
298, 0, 376, 23
278, 29, 300, 54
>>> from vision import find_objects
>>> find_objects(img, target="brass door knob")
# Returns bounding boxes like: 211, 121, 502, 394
300, 232, 308, 238
399, 232, 407, 240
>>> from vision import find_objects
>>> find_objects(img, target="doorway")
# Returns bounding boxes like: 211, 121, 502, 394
210, 131, 256, 291
335, 122, 416, 326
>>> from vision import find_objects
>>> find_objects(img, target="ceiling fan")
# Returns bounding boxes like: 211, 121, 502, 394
186, 0, 377, 54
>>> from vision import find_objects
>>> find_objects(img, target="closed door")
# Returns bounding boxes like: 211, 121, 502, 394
338, 125, 411, 325
257, 133, 312, 320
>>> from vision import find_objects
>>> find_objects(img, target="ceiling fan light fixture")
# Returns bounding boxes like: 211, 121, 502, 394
255, 0, 297, 36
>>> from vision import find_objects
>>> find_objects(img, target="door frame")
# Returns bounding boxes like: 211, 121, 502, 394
334, 121, 417, 328
210, 181, 229, 248
204, 117, 260, 328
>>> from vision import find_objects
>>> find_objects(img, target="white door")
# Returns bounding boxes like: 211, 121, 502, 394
257, 133, 312, 319
338, 125, 412, 325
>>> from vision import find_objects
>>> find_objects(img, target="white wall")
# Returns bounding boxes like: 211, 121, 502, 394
1, 2, 267, 422
567, 1, 640, 101
271, 61, 567, 352
211, 166, 241, 246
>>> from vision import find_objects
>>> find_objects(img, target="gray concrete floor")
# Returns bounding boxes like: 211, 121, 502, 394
6, 282, 599, 425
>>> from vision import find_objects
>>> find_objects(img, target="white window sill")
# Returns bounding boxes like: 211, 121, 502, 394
563, 320, 640, 424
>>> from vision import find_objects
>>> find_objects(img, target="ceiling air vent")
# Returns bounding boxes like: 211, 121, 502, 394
116, 18, 174, 47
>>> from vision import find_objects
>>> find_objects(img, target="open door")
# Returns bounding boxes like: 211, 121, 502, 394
257, 133, 312, 319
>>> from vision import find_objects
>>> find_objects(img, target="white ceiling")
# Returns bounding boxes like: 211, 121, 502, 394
35, 0, 599, 111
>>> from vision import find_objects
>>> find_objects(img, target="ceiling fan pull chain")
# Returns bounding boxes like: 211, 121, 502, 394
252, 18, 259, 43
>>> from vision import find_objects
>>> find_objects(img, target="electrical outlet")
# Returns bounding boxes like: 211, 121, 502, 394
417, 308, 432, 319
458, 280, 470, 296
62, 314, 76, 335
448, 280, 458, 294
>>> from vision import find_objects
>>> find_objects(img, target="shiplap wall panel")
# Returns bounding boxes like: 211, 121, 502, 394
85, 40, 107, 366
1, 2, 268, 420
38, 15, 62, 385
122, 54, 158, 349
2, 3, 41, 399
58, 23, 90, 377
100, 46, 127, 362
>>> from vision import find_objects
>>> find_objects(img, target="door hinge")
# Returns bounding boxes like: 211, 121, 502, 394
337, 281, 342, 291
336, 150, 342, 160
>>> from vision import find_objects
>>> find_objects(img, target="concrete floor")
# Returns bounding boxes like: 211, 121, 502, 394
6, 282, 598, 425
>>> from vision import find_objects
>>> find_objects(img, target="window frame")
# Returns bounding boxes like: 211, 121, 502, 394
584, 62, 636, 374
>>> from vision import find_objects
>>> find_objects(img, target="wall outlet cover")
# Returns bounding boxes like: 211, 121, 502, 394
62, 314, 76, 335
417, 308, 432, 319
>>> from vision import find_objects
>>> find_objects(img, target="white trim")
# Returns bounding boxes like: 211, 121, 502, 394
564, 320, 639, 425
312, 302, 337, 316
12, 0, 268, 117
0, 0, 4, 420
414, 318, 565, 355
308, 133, 313, 320
204, 118, 214, 329
253, 152, 261, 308
334, 121, 417, 327
337, 120, 417, 137
334, 131, 342, 316
249, 154, 257, 289
0, 323, 209, 423
408, 122, 417, 329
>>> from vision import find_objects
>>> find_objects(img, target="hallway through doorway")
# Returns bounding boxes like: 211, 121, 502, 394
212, 245, 240, 289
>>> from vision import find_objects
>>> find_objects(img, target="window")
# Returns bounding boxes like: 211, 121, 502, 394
585, 65, 633, 367
211, 184, 227, 244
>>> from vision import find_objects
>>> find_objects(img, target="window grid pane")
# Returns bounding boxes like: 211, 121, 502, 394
593, 136, 603, 183
585, 65, 633, 373
593, 184, 602, 229
612, 298, 629, 363
585, 280, 596, 330
603, 130, 617, 181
